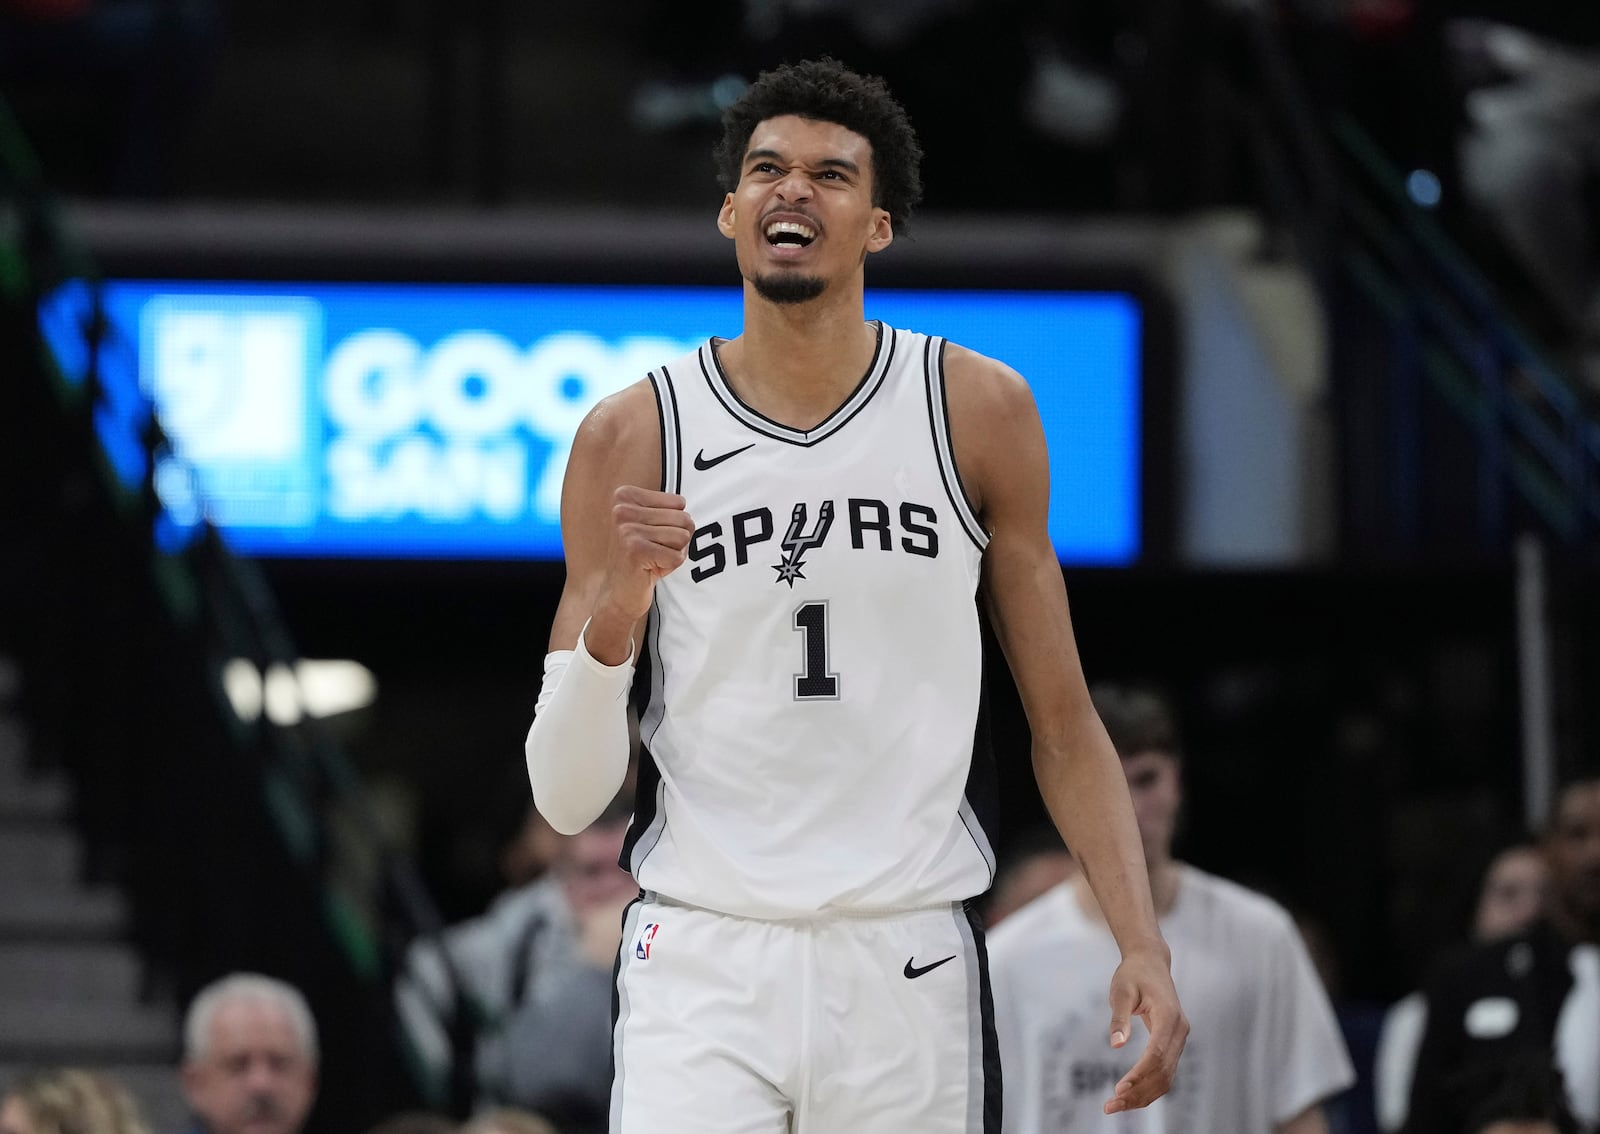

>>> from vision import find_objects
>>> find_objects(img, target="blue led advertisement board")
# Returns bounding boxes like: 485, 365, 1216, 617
40, 281, 1142, 564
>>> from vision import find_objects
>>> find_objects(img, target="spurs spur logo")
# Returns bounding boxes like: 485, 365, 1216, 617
772, 501, 835, 587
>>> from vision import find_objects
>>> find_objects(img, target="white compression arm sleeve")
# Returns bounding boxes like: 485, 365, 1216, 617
523, 626, 634, 835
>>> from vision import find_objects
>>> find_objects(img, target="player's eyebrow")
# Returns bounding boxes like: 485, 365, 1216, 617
745, 149, 861, 176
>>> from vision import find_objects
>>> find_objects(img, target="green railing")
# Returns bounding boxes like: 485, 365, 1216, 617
1222, 4, 1600, 560
0, 93, 477, 1124
1329, 113, 1600, 550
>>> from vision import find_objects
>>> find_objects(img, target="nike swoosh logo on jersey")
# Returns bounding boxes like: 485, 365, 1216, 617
693, 444, 755, 471
903, 954, 957, 979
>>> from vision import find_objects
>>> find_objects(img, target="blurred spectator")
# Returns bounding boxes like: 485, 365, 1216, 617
179, 973, 318, 1134
989, 683, 1355, 1133
1463, 1051, 1581, 1134
396, 792, 636, 1132
1404, 776, 1600, 1134
496, 799, 569, 891
491, 799, 637, 1134
1475, 842, 1553, 940
1, 1068, 152, 1134
1375, 839, 1549, 1132
0, 0, 216, 196
457, 1108, 557, 1134
982, 823, 1076, 929
1444, 15, 1600, 382
363, 1111, 457, 1134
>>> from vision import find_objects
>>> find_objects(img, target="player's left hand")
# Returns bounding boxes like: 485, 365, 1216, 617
1103, 946, 1188, 1115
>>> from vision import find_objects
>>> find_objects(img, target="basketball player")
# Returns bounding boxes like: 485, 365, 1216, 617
988, 685, 1354, 1134
524, 57, 1187, 1132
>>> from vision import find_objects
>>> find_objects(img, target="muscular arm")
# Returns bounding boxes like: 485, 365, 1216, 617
547, 381, 666, 661
946, 346, 1188, 1112
526, 380, 690, 833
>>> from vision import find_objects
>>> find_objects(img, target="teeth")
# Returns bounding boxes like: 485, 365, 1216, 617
764, 221, 816, 242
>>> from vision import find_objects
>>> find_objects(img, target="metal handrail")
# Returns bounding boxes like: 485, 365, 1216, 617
1, 90, 477, 1113
1224, 2, 1600, 555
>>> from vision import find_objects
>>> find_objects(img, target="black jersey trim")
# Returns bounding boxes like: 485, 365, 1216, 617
622, 602, 670, 874
957, 798, 997, 884
648, 367, 683, 495
698, 322, 894, 447
960, 643, 998, 885
963, 903, 1004, 1134
608, 895, 644, 1133
923, 337, 989, 551
932, 340, 986, 543
639, 599, 668, 753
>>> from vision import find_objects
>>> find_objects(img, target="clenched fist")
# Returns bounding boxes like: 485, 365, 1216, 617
585, 484, 695, 664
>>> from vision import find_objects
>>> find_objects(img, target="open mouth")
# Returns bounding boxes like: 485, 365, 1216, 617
764, 220, 816, 248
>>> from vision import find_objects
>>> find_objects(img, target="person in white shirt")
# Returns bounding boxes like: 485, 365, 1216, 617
989, 683, 1355, 1134
984, 825, 1077, 930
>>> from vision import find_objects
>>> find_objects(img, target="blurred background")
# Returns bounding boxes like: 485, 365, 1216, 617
2, 0, 1599, 1131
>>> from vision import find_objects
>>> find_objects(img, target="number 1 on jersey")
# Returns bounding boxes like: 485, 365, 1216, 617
792, 601, 840, 700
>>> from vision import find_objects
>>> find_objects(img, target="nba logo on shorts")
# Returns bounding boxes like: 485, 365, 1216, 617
635, 922, 660, 960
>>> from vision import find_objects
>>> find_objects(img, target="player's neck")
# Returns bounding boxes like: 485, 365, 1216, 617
1073, 859, 1183, 924
721, 292, 878, 429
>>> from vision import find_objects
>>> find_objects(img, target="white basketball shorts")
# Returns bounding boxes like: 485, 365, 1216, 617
608, 892, 1001, 1133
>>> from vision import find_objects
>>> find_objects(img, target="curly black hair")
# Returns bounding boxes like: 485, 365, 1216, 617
713, 57, 924, 232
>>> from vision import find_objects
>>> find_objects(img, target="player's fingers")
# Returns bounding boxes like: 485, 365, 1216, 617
1107, 984, 1134, 1049
623, 522, 692, 549
613, 484, 687, 511
1103, 1004, 1188, 1115
1102, 1039, 1175, 1114
613, 501, 696, 531
617, 530, 690, 569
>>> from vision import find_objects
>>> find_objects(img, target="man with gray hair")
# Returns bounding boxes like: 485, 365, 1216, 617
179, 972, 319, 1134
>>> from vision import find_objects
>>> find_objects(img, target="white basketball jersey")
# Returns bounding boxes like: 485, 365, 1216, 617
622, 323, 996, 919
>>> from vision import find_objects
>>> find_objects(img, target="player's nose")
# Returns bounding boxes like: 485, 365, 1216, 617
774, 169, 813, 203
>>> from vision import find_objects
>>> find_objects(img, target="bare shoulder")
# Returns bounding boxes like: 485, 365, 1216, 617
942, 342, 1039, 427
941, 342, 1046, 521
570, 377, 662, 490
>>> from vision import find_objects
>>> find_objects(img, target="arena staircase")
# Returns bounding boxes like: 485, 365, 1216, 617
0, 94, 464, 1130
0, 655, 188, 1129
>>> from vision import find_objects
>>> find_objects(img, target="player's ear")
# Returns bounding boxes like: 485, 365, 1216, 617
866, 208, 893, 254
717, 195, 737, 239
